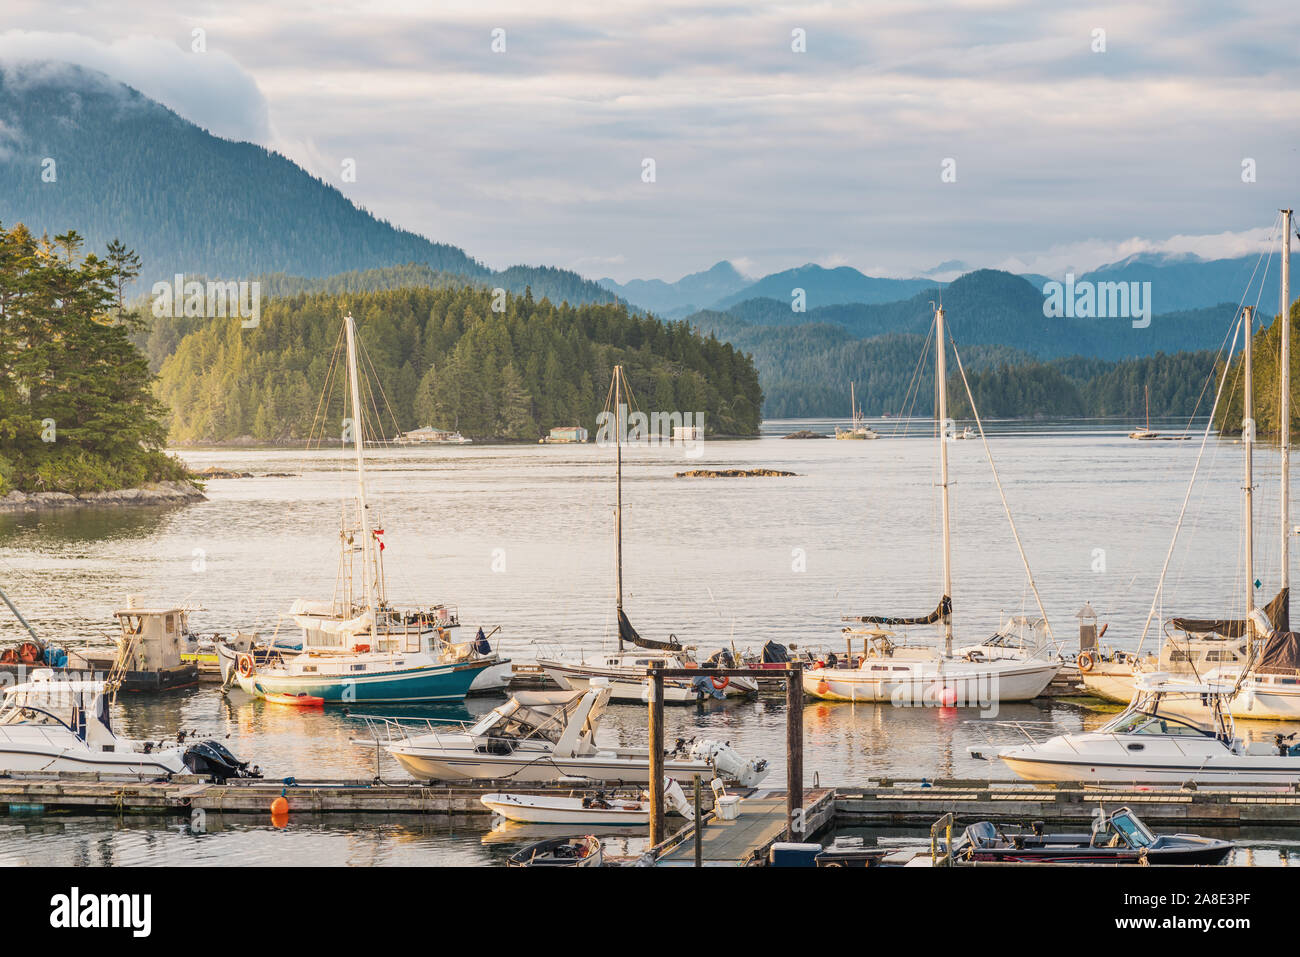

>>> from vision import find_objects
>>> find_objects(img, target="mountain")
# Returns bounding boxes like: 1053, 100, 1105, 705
1066, 251, 1294, 317
0, 63, 620, 307
598, 261, 750, 317
712, 264, 940, 311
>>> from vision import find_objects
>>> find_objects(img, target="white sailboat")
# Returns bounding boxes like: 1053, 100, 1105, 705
805, 305, 1061, 704
1082, 211, 1299, 719
536, 366, 759, 704
835, 381, 879, 439
219, 314, 504, 703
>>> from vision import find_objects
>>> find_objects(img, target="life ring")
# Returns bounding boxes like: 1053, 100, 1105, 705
237, 653, 254, 677
710, 675, 729, 691
1078, 651, 1096, 673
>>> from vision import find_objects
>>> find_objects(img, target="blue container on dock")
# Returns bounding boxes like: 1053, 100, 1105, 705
769, 842, 823, 867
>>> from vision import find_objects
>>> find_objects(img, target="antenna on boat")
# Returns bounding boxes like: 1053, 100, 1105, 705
1281, 209, 1293, 631
934, 304, 954, 657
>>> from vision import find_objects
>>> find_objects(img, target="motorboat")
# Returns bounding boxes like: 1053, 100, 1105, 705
948, 807, 1232, 865
507, 835, 602, 867
353, 685, 770, 785
533, 365, 759, 705
218, 314, 505, 704
481, 779, 694, 825
0, 669, 259, 780
978, 672, 1300, 785
805, 305, 1061, 705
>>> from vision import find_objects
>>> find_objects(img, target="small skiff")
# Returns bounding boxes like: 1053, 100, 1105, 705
483, 791, 649, 825
507, 835, 602, 867
265, 692, 325, 707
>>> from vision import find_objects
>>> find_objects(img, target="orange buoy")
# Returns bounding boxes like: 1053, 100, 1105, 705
271, 796, 289, 817
816, 680, 830, 696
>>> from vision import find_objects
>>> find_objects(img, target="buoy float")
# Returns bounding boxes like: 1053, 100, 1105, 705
270, 795, 289, 825
816, 680, 830, 696
940, 686, 957, 708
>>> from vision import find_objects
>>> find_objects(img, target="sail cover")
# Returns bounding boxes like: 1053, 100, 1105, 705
619, 609, 681, 651
1257, 629, 1300, 675
842, 595, 952, 626
1170, 587, 1289, 638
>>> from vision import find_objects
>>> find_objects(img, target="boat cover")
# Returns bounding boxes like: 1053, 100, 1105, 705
843, 594, 951, 626
1170, 587, 1288, 638
1257, 628, 1300, 675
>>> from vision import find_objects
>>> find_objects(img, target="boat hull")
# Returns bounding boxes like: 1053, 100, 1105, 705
803, 660, 1060, 704
389, 748, 710, 783
1000, 750, 1300, 786
237, 659, 491, 703
481, 793, 649, 825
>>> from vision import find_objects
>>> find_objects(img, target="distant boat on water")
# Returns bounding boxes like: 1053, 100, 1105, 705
1128, 386, 1159, 440
835, 382, 878, 439
394, 426, 471, 445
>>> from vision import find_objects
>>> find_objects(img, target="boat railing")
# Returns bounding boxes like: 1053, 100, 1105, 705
352, 713, 475, 747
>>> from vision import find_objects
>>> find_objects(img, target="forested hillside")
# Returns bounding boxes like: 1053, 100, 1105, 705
1215, 301, 1300, 436
154, 285, 762, 443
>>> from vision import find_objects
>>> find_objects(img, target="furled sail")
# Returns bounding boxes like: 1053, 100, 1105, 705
842, 595, 952, 626
619, 609, 681, 651
1170, 587, 1289, 638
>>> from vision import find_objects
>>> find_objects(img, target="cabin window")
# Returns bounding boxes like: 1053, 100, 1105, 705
166, 614, 175, 633
351, 664, 366, 672
406, 632, 421, 653
302, 666, 317, 673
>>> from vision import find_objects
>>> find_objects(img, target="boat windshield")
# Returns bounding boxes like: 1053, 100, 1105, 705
1109, 811, 1155, 848
1105, 710, 1212, 738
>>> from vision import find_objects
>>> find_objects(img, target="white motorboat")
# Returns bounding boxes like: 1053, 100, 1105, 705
219, 314, 505, 703
534, 365, 759, 704
354, 685, 770, 785
806, 305, 1062, 705
481, 779, 694, 825
0, 669, 258, 779
979, 672, 1300, 785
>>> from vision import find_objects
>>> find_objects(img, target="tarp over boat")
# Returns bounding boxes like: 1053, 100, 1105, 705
1170, 587, 1289, 638
618, 609, 681, 651
1257, 628, 1300, 675
842, 595, 951, 626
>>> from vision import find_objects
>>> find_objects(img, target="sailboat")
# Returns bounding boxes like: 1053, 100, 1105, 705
835, 382, 879, 439
535, 366, 759, 704
1082, 210, 1299, 719
1128, 386, 1159, 440
218, 314, 502, 703
804, 306, 1062, 704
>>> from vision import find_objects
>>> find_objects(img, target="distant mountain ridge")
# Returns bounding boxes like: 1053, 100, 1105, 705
598, 260, 750, 317
0, 62, 621, 308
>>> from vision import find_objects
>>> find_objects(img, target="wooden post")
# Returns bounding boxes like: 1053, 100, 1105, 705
648, 665, 665, 847
693, 773, 703, 867
786, 662, 804, 841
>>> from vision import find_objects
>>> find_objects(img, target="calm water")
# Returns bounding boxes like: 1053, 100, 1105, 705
0, 416, 1296, 865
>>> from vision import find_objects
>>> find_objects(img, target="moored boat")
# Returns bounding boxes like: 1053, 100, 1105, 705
507, 835, 602, 867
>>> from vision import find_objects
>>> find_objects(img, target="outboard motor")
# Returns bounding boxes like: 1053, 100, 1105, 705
182, 740, 262, 782
689, 739, 770, 788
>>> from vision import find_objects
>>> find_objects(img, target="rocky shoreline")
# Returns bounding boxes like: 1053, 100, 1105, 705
0, 480, 206, 512
674, 468, 797, 478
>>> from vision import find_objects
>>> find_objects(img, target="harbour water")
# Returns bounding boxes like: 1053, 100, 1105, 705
1, 417, 1295, 864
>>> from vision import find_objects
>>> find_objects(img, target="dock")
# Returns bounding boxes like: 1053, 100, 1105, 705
654, 788, 835, 866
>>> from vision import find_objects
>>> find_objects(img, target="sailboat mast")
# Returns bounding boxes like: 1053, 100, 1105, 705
935, 307, 954, 656
1282, 208, 1293, 630
344, 314, 376, 618
1145, 385, 1150, 431
614, 365, 624, 650
851, 381, 857, 427
1244, 306, 1257, 628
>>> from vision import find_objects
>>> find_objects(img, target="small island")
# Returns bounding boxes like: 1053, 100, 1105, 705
782, 430, 827, 439
0, 225, 201, 511
674, 468, 797, 478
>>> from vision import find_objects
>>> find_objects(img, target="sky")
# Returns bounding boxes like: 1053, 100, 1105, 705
1, 1, 1297, 283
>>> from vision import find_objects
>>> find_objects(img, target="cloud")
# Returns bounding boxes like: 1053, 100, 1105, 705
0, 31, 271, 144
994, 228, 1280, 277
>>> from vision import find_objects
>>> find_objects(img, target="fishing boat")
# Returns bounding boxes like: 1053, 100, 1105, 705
481, 779, 693, 825
0, 669, 259, 780
1084, 221, 1300, 720
218, 314, 503, 703
354, 684, 770, 785
535, 365, 758, 705
507, 835, 603, 867
805, 306, 1062, 704
948, 807, 1232, 865
835, 381, 878, 439
979, 670, 1300, 785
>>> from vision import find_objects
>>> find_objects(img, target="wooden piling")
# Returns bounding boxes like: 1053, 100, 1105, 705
648, 665, 665, 846
693, 773, 703, 867
786, 662, 803, 841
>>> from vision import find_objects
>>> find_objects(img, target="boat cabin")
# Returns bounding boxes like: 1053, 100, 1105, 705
0, 670, 117, 748
113, 606, 188, 671
469, 689, 608, 756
